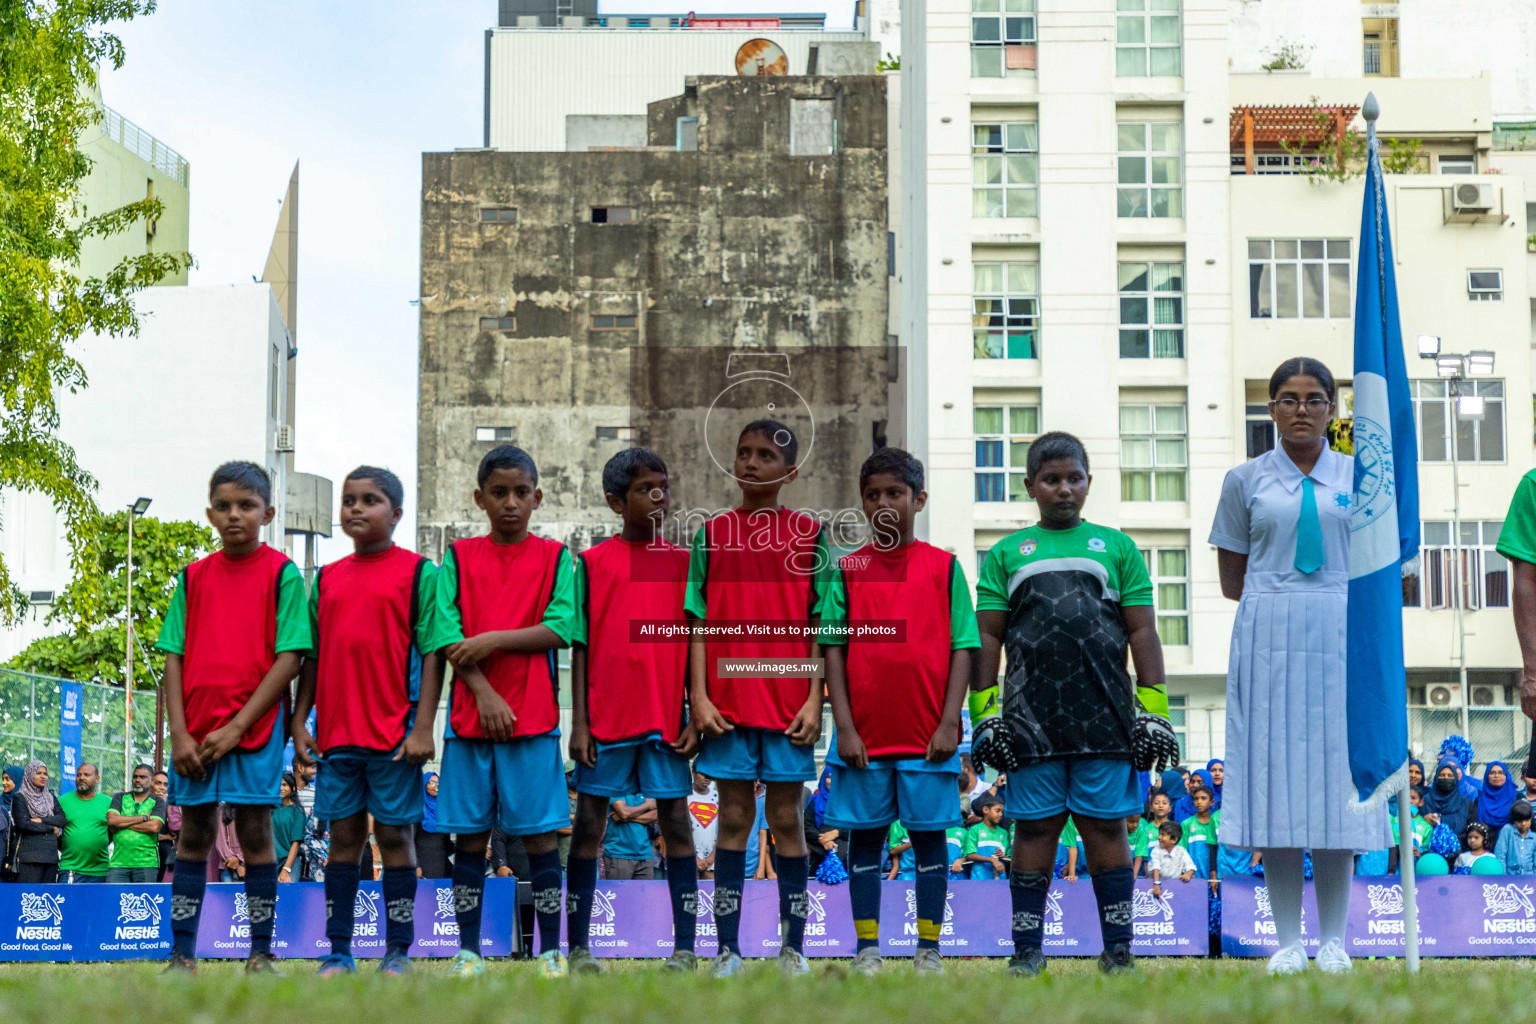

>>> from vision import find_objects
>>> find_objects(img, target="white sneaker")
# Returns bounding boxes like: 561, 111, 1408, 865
1314, 939, 1352, 974
1267, 942, 1308, 976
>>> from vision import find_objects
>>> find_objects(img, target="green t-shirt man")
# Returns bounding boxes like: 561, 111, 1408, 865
58, 791, 112, 877
1497, 469, 1536, 568
108, 792, 168, 870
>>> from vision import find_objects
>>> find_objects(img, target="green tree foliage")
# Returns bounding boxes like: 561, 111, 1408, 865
7, 512, 214, 685
0, 0, 192, 622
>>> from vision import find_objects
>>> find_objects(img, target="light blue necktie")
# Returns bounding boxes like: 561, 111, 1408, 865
1294, 478, 1325, 575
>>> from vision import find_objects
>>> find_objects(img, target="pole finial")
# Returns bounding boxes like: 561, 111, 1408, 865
1363, 92, 1380, 123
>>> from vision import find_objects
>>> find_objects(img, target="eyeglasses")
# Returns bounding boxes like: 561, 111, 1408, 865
1271, 398, 1331, 413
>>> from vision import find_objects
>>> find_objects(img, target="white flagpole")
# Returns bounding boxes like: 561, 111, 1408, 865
1397, 782, 1420, 972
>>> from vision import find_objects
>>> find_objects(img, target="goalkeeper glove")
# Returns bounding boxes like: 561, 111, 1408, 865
1131, 711, 1179, 773
968, 686, 1021, 775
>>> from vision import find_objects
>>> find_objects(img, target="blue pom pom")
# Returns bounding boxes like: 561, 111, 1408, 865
816, 850, 849, 885
1302, 851, 1314, 880
1208, 895, 1222, 936
1428, 823, 1461, 860
1438, 734, 1474, 769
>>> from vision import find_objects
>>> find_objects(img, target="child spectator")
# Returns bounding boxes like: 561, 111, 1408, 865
1493, 800, 1536, 874
964, 796, 1010, 880
1180, 785, 1219, 885
945, 824, 969, 880
1454, 822, 1497, 872
1149, 821, 1195, 901
1058, 817, 1087, 883
886, 822, 915, 881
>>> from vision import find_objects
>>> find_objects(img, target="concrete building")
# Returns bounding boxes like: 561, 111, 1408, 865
76, 93, 191, 287
483, 2, 878, 151
912, 0, 1533, 766
417, 73, 894, 561
0, 284, 291, 663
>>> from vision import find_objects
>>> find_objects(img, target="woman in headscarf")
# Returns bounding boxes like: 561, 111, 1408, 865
1206, 759, 1225, 808
414, 771, 452, 879
1420, 758, 1473, 837
1473, 761, 1520, 845
1, 765, 19, 879
1407, 759, 1425, 791
1210, 357, 1389, 975
802, 767, 846, 871
1156, 768, 1184, 803
1174, 770, 1213, 822
9, 760, 66, 883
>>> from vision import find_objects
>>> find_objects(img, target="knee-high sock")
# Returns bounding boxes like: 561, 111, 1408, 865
324, 861, 362, 957
170, 858, 208, 960
244, 862, 278, 956
381, 866, 417, 955
848, 828, 886, 952
713, 847, 746, 954
1010, 869, 1051, 954
1311, 848, 1354, 948
666, 856, 698, 954
528, 848, 564, 954
1259, 847, 1305, 951
778, 854, 810, 953
1090, 865, 1135, 950
910, 830, 949, 952
566, 855, 598, 951
452, 852, 487, 954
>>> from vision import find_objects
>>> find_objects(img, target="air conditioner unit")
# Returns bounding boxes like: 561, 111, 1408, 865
275, 425, 295, 453
1452, 182, 1495, 212
1471, 684, 1500, 707
1427, 683, 1457, 707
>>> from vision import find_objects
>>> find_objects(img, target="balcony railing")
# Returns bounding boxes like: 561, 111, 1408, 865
96, 106, 189, 187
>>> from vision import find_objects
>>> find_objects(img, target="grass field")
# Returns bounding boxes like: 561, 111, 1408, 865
2, 958, 1532, 1023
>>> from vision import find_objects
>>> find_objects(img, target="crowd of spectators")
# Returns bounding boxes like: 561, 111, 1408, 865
5, 738, 1532, 886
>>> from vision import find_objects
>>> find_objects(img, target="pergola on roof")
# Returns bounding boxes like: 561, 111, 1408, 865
1230, 103, 1360, 173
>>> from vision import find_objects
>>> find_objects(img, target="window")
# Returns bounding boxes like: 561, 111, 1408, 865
595, 426, 637, 441
972, 124, 1039, 218
591, 206, 635, 224
1362, 17, 1399, 77
1406, 521, 1509, 610
1246, 404, 1276, 458
1117, 123, 1183, 218
1120, 403, 1187, 501
1116, 0, 1181, 77
479, 207, 518, 223
475, 426, 515, 442
1467, 269, 1503, 301
790, 99, 836, 156
1140, 547, 1189, 645
1362, 34, 1381, 75
479, 316, 517, 331
1414, 379, 1505, 463
1229, 152, 1309, 176
1166, 694, 1187, 756
1438, 154, 1476, 175
974, 405, 1040, 502
972, 262, 1040, 359
591, 314, 637, 330
1247, 239, 1351, 318
971, 0, 1037, 78
1118, 261, 1184, 358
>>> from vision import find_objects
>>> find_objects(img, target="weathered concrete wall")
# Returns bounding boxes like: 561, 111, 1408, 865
419, 76, 892, 559
566, 114, 647, 151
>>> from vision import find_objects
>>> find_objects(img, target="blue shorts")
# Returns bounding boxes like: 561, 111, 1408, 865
571, 738, 691, 799
1004, 757, 1142, 821
694, 726, 817, 783
315, 751, 424, 826
823, 762, 961, 832
169, 722, 285, 807
436, 735, 569, 836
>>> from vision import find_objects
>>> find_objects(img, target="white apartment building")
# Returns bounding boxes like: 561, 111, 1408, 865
0, 284, 291, 664
916, 0, 1534, 766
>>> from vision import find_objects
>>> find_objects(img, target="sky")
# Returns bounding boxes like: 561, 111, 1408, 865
96, 0, 856, 560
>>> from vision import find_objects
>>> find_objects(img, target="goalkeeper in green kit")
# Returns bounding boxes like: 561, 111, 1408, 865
967, 432, 1177, 977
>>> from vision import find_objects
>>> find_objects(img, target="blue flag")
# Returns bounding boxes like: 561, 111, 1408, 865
1346, 101, 1420, 809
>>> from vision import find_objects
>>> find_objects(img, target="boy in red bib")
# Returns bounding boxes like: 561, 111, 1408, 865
565, 448, 699, 975
687, 420, 828, 978
291, 466, 442, 977
822, 448, 978, 976
159, 462, 311, 973
427, 445, 576, 978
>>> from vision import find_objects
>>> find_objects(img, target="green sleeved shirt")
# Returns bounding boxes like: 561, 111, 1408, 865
819, 553, 981, 649
1498, 468, 1536, 565
155, 558, 311, 655
427, 543, 577, 651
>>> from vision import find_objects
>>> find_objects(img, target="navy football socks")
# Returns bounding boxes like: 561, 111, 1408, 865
911, 829, 950, 951
452, 852, 487, 954
324, 861, 362, 957
381, 865, 417, 955
713, 846, 746, 955
848, 828, 885, 952
528, 847, 564, 954
778, 854, 810, 953
566, 855, 599, 950
169, 858, 208, 960
666, 855, 698, 954
244, 861, 278, 956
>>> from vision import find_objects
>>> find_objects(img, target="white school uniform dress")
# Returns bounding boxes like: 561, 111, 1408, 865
1209, 444, 1391, 852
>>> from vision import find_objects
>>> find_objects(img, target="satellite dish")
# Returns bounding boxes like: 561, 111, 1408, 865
735, 38, 788, 76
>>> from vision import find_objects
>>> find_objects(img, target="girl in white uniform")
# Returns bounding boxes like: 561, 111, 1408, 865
1209, 357, 1391, 975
